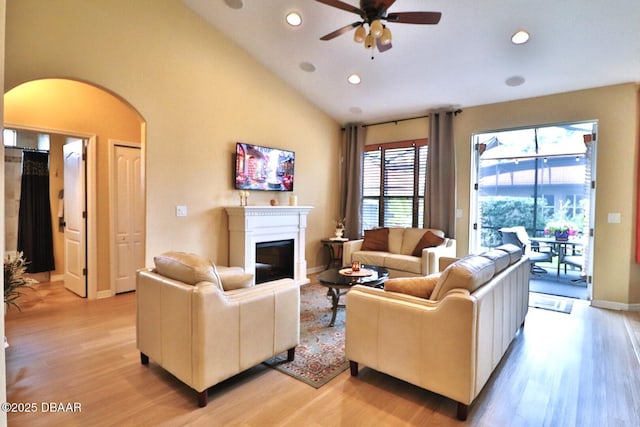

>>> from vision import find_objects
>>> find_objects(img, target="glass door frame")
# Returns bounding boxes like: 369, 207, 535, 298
469, 120, 597, 299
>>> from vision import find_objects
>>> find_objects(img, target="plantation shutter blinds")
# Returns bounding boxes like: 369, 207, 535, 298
362, 149, 381, 231
384, 146, 416, 227
362, 140, 427, 234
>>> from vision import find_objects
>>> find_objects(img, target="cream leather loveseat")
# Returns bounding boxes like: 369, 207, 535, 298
345, 244, 529, 420
136, 252, 300, 407
342, 227, 456, 278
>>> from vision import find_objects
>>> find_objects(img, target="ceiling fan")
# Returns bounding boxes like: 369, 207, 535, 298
316, 0, 442, 54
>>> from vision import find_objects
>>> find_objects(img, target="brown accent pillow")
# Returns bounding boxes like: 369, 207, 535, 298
384, 274, 440, 299
361, 228, 390, 252
412, 230, 446, 257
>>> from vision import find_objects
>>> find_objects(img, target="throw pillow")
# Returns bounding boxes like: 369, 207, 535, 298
153, 251, 222, 289
361, 227, 390, 252
220, 273, 255, 291
412, 230, 446, 257
384, 274, 440, 299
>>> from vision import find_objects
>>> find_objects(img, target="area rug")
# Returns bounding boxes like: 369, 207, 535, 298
529, 292, 573, 314
264, 282, 348, 388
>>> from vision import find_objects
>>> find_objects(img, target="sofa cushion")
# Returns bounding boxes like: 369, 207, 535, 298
495, 244, 523, 264
361, 227, 389, 252
411, 230, 446, 257
388, 228, 406, 254
220, 273, 255, 291
430, 255, 496, 300
383, 254, 422, 275
385, 273, 440, 299
352, 251, 388, 267
153, 251, 222, 289
479, 249, 511, 273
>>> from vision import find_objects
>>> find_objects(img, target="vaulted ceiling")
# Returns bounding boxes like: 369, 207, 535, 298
184, 0, 640, 125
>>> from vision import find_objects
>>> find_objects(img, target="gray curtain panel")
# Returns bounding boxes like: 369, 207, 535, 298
340, 124, 366, 240
425, 111, 456, 237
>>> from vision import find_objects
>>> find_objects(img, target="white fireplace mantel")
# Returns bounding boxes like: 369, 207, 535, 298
225, 206, 313, 286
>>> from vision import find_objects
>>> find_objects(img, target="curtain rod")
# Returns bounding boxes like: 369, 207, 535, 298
363, 114, 429, 128
342, 109, 463, 131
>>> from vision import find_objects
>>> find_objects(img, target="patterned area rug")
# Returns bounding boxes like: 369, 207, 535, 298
264, 282, 348, 388
529, 292, 574, 314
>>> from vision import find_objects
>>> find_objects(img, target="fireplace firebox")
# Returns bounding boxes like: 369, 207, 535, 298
255, 239, 294, 284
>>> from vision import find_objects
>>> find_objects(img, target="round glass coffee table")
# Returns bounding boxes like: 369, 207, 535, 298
317, 265, 389, 327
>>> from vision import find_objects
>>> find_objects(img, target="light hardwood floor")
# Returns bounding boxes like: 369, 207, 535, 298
5, 280, 640, 426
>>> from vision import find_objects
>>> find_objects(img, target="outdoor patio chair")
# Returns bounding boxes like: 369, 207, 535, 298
499, 228, 554, 275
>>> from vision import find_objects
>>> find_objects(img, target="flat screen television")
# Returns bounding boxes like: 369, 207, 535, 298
235, 142, 295, 191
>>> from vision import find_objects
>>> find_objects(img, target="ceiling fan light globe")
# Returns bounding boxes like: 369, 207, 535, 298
380, 27, 392, 45
354, 25, 366, 43
370, 20, 383, 38
364, 33, 375, 49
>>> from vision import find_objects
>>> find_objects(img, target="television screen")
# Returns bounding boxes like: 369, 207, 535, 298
235, 142, 294, 191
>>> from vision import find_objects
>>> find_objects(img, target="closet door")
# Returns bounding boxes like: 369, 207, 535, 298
113, 144, 143, 294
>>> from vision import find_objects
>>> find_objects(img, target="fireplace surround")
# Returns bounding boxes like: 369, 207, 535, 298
225, 206, 312, 286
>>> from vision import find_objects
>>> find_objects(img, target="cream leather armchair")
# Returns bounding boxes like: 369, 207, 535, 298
136, 252, 300, 407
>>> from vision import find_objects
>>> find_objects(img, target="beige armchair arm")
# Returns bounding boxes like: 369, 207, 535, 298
342, 239, 363, 266
419, 237, 457, 275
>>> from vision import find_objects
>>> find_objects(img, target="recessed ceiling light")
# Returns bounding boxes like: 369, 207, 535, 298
224, 0, 244, 10
505, 76, 526, 87
299, 62, 316, 72
348, 74, 361, 85
286, 12, 302, 27
511, 30, 530, 45
349, 107, 363, 114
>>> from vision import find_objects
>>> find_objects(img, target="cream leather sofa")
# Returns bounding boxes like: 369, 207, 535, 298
136, 252, 300, 407
342, 227, 456, 277
345, 244, 529, 420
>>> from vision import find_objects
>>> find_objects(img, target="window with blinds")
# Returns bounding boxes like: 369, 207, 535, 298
362, 139, 428, 235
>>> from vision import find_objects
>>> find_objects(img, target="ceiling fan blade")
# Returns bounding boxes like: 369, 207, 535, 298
315, 0, 365, 17
386, 11, 442, 25
376, 37, 392, 53
320, 22, 362, 41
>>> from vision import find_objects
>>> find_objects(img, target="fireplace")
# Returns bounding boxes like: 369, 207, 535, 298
225, 205, 312, 286
255, 239, 294, 284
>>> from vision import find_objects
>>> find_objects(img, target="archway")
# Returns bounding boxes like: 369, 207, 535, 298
4, 78, 146, 299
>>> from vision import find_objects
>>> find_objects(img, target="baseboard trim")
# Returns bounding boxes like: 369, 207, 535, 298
307, 266, 326, 275
591, 299, 640, 311
96, 289, 114, 299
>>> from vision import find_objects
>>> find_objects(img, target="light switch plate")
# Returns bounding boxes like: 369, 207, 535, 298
176, 205, 187, 217
607, 212, 621, 223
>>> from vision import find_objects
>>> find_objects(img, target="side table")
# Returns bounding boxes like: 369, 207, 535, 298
320, 238, 348, 270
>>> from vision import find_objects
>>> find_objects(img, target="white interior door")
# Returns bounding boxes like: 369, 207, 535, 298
63, 139, 87, 297
113, 145, 143, 293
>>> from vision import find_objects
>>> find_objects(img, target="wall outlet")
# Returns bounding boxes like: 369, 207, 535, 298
176, 205, 187, 217
456, 209, 463, 219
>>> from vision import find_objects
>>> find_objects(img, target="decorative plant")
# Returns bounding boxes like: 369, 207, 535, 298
334, 218, 346, 230
4, 252, 37, 311
544, 219, 579, 236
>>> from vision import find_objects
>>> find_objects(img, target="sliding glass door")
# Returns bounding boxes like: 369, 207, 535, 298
470, 121, 597, 298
